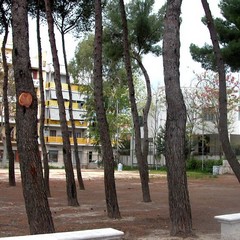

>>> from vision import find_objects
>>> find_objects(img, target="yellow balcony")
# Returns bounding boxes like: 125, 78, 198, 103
70, 138, 89, 145
45, 119, 59, 125
75, 121, 88, 127
46, 100, 58, 107
45, 82, 55, 89
45, 136, 91, 145
45, 82, 87, 93
45, 136, 63, 143
45, 118, 87, 127
46, 100, 81, 109
71, 85, 79, 91
72, 102, 79, 108
61, 83, 68, 90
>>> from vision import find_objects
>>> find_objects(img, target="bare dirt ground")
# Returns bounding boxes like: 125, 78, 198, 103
1, 169, 240, 239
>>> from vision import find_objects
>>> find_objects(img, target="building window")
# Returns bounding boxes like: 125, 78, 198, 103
78, 101, 84, 109
138, 115, 144, 126
49, 150, 58, 162
198, 135, 210, 155
50, 130, 56, 136
76, 132, 82, 138
32, 70, 38, 79
202, 107, 215, 122
0, 150, 3, 162
88, 151, 93, 162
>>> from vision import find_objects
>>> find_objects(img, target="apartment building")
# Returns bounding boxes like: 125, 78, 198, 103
0, 40, 99, 168
37, 63, 99, 168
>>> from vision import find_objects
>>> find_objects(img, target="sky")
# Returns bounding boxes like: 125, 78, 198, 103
27, 0, 221, 89
143, 0, 221, 89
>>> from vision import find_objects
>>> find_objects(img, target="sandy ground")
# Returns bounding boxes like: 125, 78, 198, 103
1, 168, 240, 239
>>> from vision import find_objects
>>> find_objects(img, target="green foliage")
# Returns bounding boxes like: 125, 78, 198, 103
127, 0, 165, 56
232, 145, 240, 155
68, 34, 94, 83
118, 138, 131, 156
155, 126, 165, 157
186, 171, 212, 179
155, 125, 194, 159
189, 43, 216, 71
52, 0, 95, 35
190, 0, 240, 71
0, 1, 11, 34
186, 158, 223, 173
104, 0, 165, 58
69, 0, 166, 155
69, 35, 132, 149
48, 165, 64, 169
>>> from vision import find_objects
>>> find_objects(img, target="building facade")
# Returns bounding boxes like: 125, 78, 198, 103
0, 41, 99, 168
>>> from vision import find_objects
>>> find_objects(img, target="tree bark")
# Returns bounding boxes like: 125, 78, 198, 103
44, 0, 79, 206
134, 57, 152, 167
1, 6, 16, 187
11, 0, 55, 234
36, 0, 51, 197
93, 0, 121, 219
163, 0, 192, 236
61, 31, 85, 190
119, 0, 151, 203
201, 0, 240, 182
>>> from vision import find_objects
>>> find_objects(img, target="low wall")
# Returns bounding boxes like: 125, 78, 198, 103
0, 228, 124, 240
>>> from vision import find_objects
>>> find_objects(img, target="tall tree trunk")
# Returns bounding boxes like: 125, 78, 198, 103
134, 57, 152, 170
11, 0, 55, 234
201, 0, 240, 182
163, 0, 192, 236
1, 8, 15, 187
94, 0, 121, 219
119, 0, 151, 202
36, 0, 51, 197
44, 0, 79, 206
61, 31, 85, 190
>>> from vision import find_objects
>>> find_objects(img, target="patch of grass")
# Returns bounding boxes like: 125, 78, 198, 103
149, 169, 167, 174
116, 165, 217, 179
187, 171, 213, 179
48, 165, 64, 169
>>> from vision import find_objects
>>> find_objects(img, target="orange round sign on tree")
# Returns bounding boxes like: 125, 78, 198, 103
18, 92, 33, 108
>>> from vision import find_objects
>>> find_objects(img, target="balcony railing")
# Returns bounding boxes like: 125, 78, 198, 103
45, 136, 91, 145
44, 119, 88, 127
46, 100, 83, 109
45, 82, 82, 92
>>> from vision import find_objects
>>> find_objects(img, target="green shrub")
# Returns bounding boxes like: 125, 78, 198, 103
186, 158, 222, 173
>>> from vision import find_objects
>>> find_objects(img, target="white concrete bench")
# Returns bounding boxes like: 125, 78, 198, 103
0, 228, 124, 240
215, 213, 240, 240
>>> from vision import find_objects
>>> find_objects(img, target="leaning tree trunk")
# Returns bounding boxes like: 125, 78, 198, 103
163, 0, 192, 236
36, 0, 51, 197
93, 0, 121, 219
61, 31, 85, 190
11, 0, 55, 234
1, 10, 15, 187
135, 57, 152, 175
201, 0, 240, 182
119, 0, 151, 203
44, 0, 79, 206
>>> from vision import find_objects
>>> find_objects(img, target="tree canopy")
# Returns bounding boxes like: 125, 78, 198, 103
104, 0, 164, 62
69, 34, 132, 151
190, 0, 240, 72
